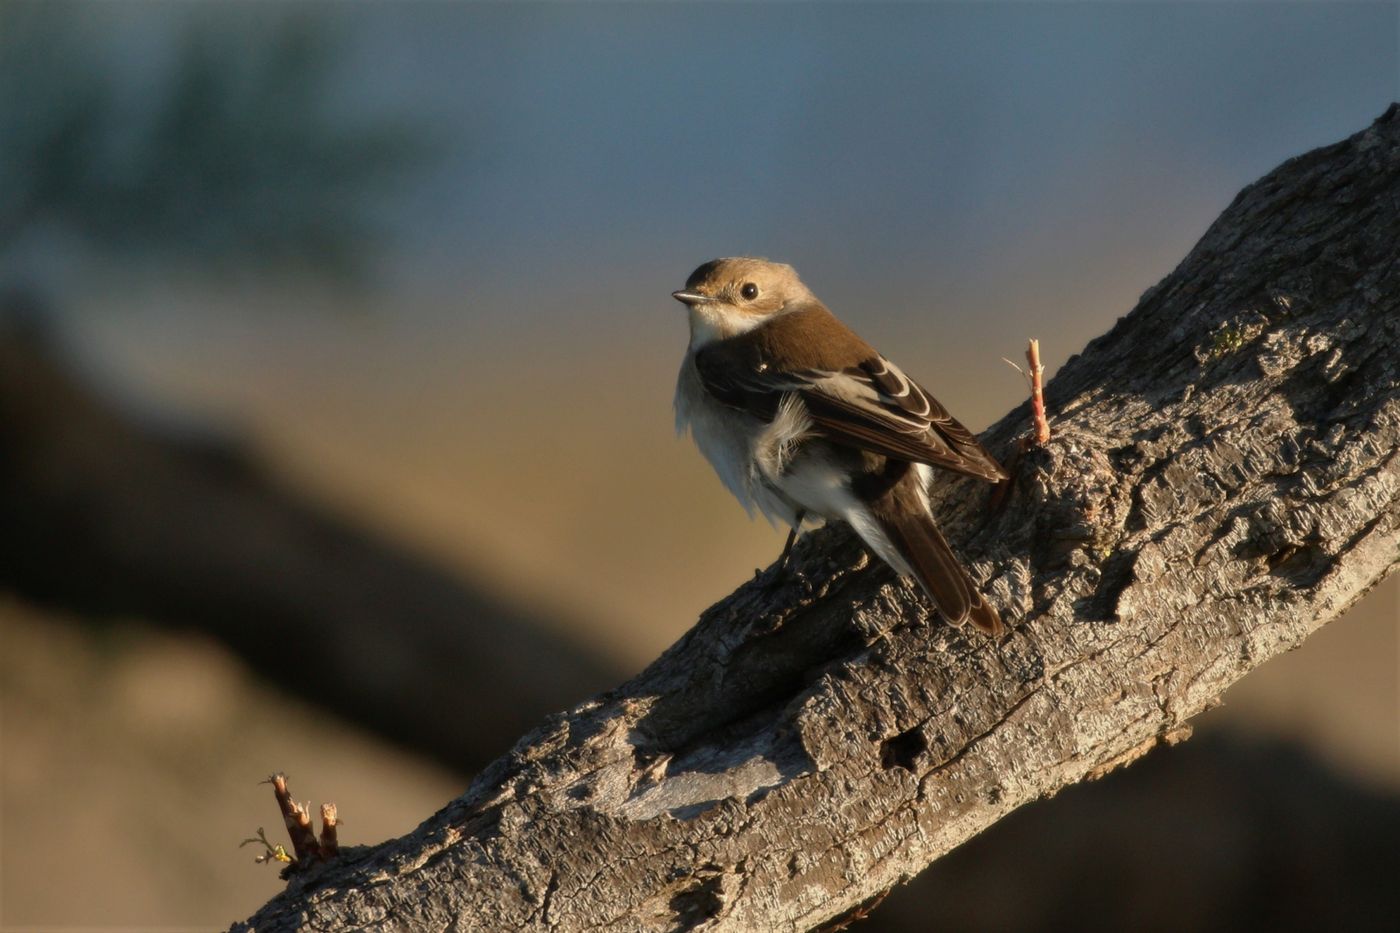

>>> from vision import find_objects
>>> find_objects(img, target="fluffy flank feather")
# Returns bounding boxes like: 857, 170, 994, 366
755, 393, 814, 478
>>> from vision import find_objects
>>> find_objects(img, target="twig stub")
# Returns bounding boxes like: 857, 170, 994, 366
270, 773, 322, 863
251, 772, 340, 876
319, 803, 340, 859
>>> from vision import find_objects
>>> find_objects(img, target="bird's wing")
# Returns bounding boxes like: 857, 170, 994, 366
694, 348, 1007, 483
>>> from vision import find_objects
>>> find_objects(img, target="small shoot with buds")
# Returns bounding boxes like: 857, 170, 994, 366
245, 772, 341, 876
241, 827, 294, 866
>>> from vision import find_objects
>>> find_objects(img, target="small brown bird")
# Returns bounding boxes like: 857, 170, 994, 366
672, 257, 1007, 635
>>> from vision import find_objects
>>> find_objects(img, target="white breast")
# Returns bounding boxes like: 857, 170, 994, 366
675, 354, 763, 516
675, 354, 863, 532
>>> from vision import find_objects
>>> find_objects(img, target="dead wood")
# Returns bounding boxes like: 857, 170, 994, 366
233, 106, 1400, 932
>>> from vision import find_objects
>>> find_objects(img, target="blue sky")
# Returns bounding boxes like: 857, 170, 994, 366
44, 1, 1398, 302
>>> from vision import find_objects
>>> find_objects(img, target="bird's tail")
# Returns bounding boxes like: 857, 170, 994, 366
876, 505, 1003, 637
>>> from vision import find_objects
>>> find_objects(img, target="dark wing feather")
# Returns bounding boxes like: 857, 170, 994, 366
801, 358, 1007, 482
876, 492, 1004, 635
694, 345, 1006, 483
691, 345, 787, 420
860, 358, 997, 457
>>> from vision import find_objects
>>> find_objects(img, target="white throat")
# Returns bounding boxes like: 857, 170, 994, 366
687, 304, 766, 349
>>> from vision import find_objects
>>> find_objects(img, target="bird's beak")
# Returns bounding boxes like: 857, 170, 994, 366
671, 290, 714, 306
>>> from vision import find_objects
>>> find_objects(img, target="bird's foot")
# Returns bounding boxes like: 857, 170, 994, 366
760, 560, 813, 596
757, 515, 811, 592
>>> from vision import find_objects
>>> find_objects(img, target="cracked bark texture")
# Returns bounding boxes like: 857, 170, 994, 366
233, 107, 1400, 932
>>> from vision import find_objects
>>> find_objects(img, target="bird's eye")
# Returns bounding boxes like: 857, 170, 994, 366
740, 283, 759, 301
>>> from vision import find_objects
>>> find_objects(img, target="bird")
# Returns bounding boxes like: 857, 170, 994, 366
671, 257, 1007, 635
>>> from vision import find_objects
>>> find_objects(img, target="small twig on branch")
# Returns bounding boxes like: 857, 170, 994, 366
1025, 338, 1050, 447
1002, 338, 1051, 450
992, 338, 1053, 513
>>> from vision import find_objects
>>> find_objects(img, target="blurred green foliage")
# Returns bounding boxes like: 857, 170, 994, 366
0, 3, 428, 282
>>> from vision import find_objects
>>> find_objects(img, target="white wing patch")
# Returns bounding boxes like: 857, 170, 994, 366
862, 357, 929, 417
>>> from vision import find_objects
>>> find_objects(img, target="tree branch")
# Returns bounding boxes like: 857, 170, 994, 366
233, 106, 1400, 932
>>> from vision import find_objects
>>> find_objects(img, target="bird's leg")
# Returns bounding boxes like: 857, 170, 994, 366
757, 520, 800, 579
777, 518, 802, 571
758, 510, 810, 593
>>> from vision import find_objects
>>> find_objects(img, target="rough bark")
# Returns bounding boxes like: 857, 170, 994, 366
234, 107, 1400, 932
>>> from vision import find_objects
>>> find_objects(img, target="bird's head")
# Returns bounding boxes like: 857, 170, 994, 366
672, 257, 815, 346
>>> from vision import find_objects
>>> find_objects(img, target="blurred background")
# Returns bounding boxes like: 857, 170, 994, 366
0, 1, 1396, 930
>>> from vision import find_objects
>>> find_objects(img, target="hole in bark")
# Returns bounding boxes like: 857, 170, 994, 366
669, 872, 724, 930
1088, 548, 1139, 622
1108, 441, 1148, 473
1266, 541, 1332, 585
880, 726, 927, 772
